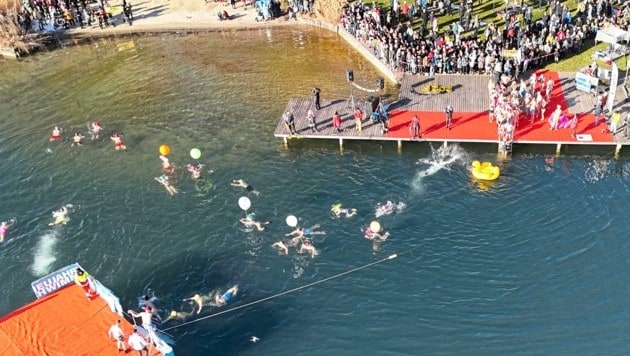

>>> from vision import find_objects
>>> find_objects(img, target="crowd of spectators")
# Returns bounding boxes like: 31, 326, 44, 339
340, 0, 629, 78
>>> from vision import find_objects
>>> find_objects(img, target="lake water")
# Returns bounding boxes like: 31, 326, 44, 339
1, 28, 630, 355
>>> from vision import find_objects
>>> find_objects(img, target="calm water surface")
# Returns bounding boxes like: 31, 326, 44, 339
1, 28, 630, 355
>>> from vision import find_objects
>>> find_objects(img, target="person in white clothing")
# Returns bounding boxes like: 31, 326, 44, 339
107, 320, 126, 352
127, 329, 149, 356
127, 307, 154, 328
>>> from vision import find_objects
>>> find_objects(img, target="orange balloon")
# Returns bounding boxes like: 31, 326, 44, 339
159, 144, 170, 156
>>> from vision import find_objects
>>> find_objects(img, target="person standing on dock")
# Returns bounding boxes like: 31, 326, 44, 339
333, 111, 343, 133
127, 329, 149, 356
445, 105, 453, 130
283, 112, 297, 136
610, 109, 622, 135
570, 114, 578, 138
624, 113, 630, 138
108, 320, 126, 352
312, 87, 321, 110
353, 106, 363, 131
306, 109, 318, 132
409, 115, 420, 139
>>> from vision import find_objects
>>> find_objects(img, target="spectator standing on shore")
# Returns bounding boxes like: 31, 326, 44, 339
312, 87, 321, 110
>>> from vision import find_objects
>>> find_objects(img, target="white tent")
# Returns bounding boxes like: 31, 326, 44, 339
595, 26, 629, 45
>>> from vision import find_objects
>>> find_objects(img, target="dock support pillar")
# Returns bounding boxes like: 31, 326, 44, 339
556, 143, 562, 155
615, 143, 622, 156
397, 140, 402, 153
443, 141, 448, 148
283, 136, 288, 147
339, 138, 343, 150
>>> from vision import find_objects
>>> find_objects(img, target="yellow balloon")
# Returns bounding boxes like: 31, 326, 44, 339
369, 221, 381, 233
159, 144, 170, 156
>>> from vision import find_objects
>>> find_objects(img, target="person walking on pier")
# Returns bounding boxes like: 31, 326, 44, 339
409, 115, 420, 139
445, 105, 453, 130
306, 109, 318, 132
312, 87, 321, 110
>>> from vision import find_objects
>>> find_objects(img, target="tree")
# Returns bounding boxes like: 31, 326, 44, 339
0, 0, 31, 54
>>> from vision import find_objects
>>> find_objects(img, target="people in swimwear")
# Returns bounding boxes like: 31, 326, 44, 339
140, 296, 162, 322
90, 121, 103, 140
375, 201, 406, 218
285, 224, 326, 239
163, 308, 195, 322
49, 206, 69, 226
128, 307, 154, 328
231, 179, 260, 195
272, 240, 289, 255
0, 220, 13, 243
110, 133, 126, 150
183, 292, 214, 314
187, 164, 204, 179
299, 239, 318, 258
363, 227, 390, 242
71, 132, 85, 147
214, 285, 238, 307
75, 267, 98, 299
50, 126, 63, 141
239, 213, 270, 231
155, 175, 179, 195
160, 155, 175, 175
331, 204, 357, 218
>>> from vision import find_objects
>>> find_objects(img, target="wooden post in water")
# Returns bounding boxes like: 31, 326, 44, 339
615, 143, 622, 156
397, 140, 402, 153
339, 138, 343, 150
283, 136, 288, 148
556, 143, 562, 155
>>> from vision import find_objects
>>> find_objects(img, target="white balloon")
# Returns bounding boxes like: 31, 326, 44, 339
238, 196, 251, 211
369, 221, 381, 233
286, 215, 298, 227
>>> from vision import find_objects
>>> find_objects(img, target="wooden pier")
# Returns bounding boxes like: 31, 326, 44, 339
274, 70, 629, 154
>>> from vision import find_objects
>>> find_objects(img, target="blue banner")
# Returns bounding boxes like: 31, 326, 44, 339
31, 263, 79, 299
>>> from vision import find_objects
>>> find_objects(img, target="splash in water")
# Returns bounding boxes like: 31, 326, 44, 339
585, 159, 610, 182
31, 230, 59, 276
413, 144, 470, 191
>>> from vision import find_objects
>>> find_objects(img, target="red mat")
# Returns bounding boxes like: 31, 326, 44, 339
386, 70, 613, 143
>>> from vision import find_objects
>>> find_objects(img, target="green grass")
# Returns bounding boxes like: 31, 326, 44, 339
360, 0, 628, 72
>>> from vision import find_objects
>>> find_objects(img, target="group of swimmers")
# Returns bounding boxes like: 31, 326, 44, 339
49, 121, 127, 150
154, 154, 207, 195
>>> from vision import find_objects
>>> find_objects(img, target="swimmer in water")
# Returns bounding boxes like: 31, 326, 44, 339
214, 285, 238, 307
71, 132, 85, 147
155, 175, 179, 195
140, 296, 162, 322
299, 239, 318, 258
331, 204, 357, 218
375, 201, 406, 218
183, 292, 215, 314
272, 240, 289, 255
0, 220, 14, 243
239, 213, 270, 231
90, 121, 103, 140
110, 133, 126, 150
49, 206, 69, 226
160, 155, 175, 175
187, 164, 204, 180
231, 179, 260, 195
50, 126, 62, 141
364, 227, 390, 242
163, 308, 195, 322
286, 224, 326, 239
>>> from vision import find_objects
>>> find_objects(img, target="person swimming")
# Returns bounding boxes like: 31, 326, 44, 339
375, 201, 406, 218
90, 121, 103, 140
160, 155, 175, 175
0, 220, 14, 243
110, 133, 126, 150
364, 227, 390, 242
299, 240, 318, 258
231, 179, 260, 195
285, 224, 326, 239
272, 240, 289, 255
239, 213, 270, 231
187, 164, 204, 179
155, 175, 179, 195
214, 285, 238, 307
50, 126, 62, 141
331, 204, 357, 218
49, 206, 69, 226
71, 132, 85, 147
163, 308, 195, 323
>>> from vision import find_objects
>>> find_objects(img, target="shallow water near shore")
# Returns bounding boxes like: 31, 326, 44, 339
2, 28, 630, 355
